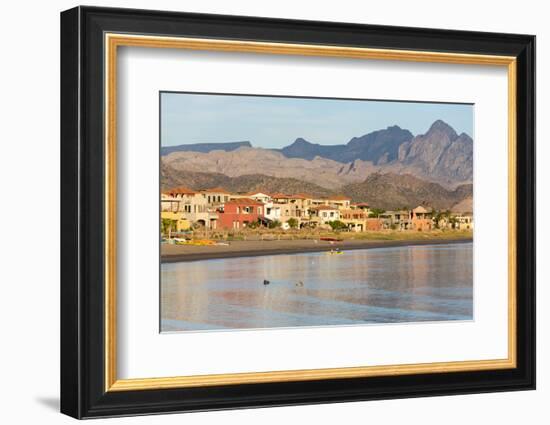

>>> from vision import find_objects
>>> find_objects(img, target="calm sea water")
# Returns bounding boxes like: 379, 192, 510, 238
161, 243, 473, 332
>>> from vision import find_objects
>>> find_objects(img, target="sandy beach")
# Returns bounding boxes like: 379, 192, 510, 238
161, 237, 473, 263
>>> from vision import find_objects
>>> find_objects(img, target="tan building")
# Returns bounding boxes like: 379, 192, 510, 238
340, 208, 368, 232
269, 193, 302, 225
161, 193, 183, 212
234, 191, 272, 204
328, 195, 351, 210
351, 202, 371, 215
309, 205, 340, 225
378, 206, 433, 231
161, 187, 196, 211
309, 196, 329, 208
436, 212, 474, 230
455, 213, 474, 230
380, 210, 411, 230
411, 206, 433, 231
287, 194, 311, 219
164, 187, 218, 229
199, 187, 231, 206
273, 201, 298, 225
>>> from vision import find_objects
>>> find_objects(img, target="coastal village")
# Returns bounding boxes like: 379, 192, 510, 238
161, 186, 473, 241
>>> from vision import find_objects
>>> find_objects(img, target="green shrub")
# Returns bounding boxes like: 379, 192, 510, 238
287, 218, 299, 228
328, 220, 348, 231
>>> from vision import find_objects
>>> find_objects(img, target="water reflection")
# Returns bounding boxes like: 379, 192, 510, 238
161, 243, 473, 332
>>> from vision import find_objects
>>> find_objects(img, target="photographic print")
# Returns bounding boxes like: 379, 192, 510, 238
160, 92, 474, 332
61, 9, 535, 417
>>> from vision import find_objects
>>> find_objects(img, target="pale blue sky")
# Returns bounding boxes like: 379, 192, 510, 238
161, 92, 473, 148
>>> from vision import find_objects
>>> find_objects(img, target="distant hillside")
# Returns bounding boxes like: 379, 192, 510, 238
451, 197, 473, 213
340, 173, 473, 210
162, 147, 370, 190
162, 162, 471, 211
278, 138, 347, 161
161, 163, 333, 197
160, 141, 252, 156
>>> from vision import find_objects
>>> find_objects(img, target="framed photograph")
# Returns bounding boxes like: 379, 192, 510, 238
60, 6, 535, 419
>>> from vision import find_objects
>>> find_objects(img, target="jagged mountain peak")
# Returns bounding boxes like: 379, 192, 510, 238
279, 137, 345, 161
396, 120, 472, 181
457, 132, 473, 141
426, 119, 458, 139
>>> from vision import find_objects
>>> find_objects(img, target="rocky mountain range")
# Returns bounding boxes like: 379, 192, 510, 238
341, 173, 472, 211
161, 120, 473, 210
160, 141, 252, 156
161, 163, 334, 199
162, 120, 472, 188
162, 163, 471, 211
278, 125, 414, 164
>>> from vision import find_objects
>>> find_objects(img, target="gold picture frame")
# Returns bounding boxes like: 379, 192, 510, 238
61, 6, 535, 419
104, 33, 517, 392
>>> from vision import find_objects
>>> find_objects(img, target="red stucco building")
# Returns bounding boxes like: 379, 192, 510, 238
217, 198, 264, 229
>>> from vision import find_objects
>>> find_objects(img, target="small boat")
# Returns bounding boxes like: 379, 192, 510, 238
320, 237, 343, 242
182, 239, 217, 246
327, 249, 344, 255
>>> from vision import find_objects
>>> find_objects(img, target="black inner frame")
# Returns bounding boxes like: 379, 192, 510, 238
60, 6, 535, 419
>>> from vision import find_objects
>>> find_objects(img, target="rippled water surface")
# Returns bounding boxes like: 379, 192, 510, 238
161, 243, 473, 332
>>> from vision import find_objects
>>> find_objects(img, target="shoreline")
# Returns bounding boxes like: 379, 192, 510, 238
161, 237, 473, 263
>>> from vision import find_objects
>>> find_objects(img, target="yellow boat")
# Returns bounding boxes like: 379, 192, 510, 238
174, 239, 217, 246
